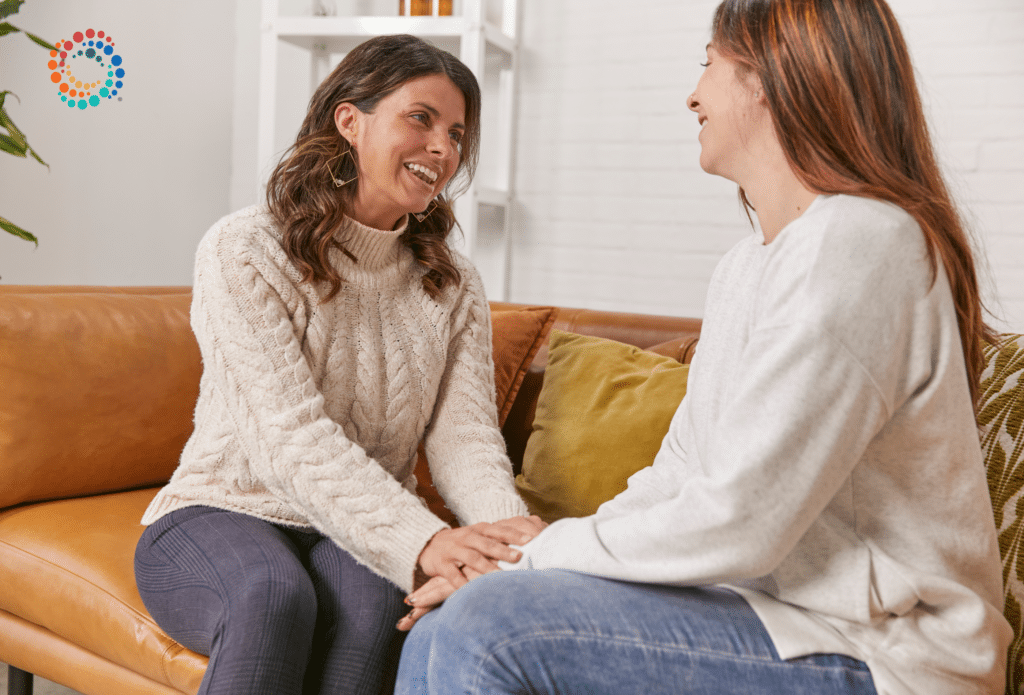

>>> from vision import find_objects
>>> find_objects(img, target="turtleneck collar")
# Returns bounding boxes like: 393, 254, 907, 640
338, 214, 409, 276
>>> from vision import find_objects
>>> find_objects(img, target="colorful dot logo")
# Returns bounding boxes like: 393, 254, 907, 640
47, 28, 125, 110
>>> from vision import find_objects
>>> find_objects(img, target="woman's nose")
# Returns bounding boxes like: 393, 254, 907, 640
687, 93, 699, 111
428, 128, 454, 158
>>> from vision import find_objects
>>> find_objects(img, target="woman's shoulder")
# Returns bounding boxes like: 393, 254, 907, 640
435, 245, 485, 301
798, 194, 923, 260
770, 194, 928, 287
194, 205, 304, 294
198, 205, 283, 256
758, 194, 938, 329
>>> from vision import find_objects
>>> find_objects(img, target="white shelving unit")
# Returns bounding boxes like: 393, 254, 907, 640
257, 0, 520, 300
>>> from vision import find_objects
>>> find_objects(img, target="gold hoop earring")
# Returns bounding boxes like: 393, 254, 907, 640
326, 147, 358, 188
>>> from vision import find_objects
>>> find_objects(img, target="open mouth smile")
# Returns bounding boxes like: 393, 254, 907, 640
405, 162, 439, 186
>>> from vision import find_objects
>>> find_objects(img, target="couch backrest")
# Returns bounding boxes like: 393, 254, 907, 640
0, 286, 200, 510
0, 288, 702, 509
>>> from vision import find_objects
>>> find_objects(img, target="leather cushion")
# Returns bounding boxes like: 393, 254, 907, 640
0, 291, 200, 509
0, 487, 206, 692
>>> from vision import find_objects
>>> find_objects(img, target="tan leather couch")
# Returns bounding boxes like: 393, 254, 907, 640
0, 286, 701, 695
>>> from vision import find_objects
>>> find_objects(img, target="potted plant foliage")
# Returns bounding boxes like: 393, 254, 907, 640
1, 0, 55, 245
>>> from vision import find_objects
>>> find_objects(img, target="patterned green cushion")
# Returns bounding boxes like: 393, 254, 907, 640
979, 333, 1024, 695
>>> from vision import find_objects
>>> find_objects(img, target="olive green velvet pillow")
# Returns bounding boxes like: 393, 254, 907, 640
515, 330, 689, 523
978, 333, 1024, 695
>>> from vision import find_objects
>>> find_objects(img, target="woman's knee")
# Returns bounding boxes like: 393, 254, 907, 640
235, 557, 318, 623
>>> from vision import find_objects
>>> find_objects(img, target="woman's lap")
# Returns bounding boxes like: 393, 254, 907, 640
134, 505, 405, 695
397, 569, 877, 695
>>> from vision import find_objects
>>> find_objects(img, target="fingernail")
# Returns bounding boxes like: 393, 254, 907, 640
405, 596, 415, 606
511, 550, 522, 561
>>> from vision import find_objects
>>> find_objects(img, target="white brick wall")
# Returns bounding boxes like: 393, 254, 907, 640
509, 0, 1024, 331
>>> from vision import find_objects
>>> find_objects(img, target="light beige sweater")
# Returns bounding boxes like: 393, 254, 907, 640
142, 205, 528, 593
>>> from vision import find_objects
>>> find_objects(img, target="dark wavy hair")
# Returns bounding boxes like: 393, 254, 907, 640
266, 34, 481, 300
710, 0, 994, 405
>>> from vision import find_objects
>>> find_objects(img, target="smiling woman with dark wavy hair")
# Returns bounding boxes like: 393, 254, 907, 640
394, 3, 1011, 694
132, 34, 543, 695
265, 33, 482, 300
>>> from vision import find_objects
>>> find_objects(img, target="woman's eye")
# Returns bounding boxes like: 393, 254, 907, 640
450, 131, 463, 143
700, 62, 709, 67
412, 113, 428, 124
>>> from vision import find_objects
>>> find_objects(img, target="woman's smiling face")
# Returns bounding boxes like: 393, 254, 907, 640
335, 73, 466, 230
687, 45, 763, 183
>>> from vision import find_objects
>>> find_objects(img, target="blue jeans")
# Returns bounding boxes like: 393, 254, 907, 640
396, 569, 877, 695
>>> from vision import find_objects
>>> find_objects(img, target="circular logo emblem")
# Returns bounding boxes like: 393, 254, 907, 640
48, 28, 125, 110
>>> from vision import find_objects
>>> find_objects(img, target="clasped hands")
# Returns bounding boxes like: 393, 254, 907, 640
397, 515, 547, 631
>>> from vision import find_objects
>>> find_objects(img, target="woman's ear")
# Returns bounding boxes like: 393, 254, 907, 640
334, 103, 360, 144
750, 74, 767, 104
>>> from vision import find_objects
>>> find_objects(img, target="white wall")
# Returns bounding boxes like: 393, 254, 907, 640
510, 0, 1024, 331
0, 0, 235, 286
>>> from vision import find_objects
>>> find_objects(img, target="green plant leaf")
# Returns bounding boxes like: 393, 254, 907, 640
0, 133, 26, 156
0, 214, 38, 245
0, 104, 28, 146
27, 145, 45, 166
0, 19, 56, 50
0, 0, 24, 21
24, 30, 55, 50
0, 95, 47, 167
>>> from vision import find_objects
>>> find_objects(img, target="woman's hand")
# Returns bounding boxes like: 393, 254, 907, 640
396, 574, 460, 631
417, 523, 522, 589
480, 514, 548, 547
400, 516, 548, 632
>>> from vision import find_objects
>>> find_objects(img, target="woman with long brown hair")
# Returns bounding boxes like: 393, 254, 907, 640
133, 34, 542, 695
394, 2, 1012, 693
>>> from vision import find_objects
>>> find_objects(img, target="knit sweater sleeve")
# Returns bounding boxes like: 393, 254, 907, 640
193, 222, 448, 593
508, 324, 890, 583
506, 200, 922, 584
422, 260, 529, 525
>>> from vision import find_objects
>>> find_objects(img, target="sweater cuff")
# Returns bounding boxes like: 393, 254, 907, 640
375, 502, 451, 594
456, 491, 530, 526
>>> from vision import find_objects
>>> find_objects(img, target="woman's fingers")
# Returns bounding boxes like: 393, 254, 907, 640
398, 576, 457, 632
436, 558, 470, 589
396, 604, 435, 631
397, 569, 487, 632
417, 526, 521, 586
478, 515, 549, 545
461, 523, 525, 563
406, 575, 456, 608
453, 551, 503, 580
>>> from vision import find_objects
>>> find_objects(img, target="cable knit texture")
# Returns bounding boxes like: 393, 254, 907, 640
142, 205, 528, 593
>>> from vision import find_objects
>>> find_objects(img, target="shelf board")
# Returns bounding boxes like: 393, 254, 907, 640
271, 16, 514, 54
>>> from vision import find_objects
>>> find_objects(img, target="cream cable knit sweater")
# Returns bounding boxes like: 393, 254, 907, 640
142, 205, 528, 593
